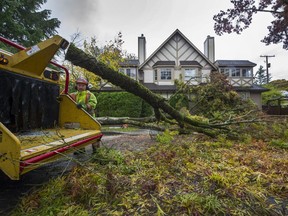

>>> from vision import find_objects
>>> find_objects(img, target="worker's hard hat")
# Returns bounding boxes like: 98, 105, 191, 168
76, 77, 88, 85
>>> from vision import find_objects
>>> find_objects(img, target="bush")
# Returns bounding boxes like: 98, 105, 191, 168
173, 73, 258, 121
261, 85, 282, 105
95, 92, 153, 117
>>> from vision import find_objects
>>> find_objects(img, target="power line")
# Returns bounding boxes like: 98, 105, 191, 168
260, 55, 275, 83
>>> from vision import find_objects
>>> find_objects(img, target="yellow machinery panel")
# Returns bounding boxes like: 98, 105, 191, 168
0, 123, 21, 180
0, 36, 102, 180
58, 94, 101, 130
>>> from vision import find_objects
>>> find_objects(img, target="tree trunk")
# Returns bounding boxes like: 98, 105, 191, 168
65, 44, 219, 136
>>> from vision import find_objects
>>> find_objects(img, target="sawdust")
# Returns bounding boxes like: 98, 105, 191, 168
100, 133, 157, 152
17, 128, 96, 149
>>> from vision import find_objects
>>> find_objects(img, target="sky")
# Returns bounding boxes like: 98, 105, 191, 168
43, 0, 288, 80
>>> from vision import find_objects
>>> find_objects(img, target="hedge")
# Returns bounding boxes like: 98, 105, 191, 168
95, 92, 153, 117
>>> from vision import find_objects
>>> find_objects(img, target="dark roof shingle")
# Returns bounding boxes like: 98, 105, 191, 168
215, 60, 257, 67
180, 61, 202, 67
153, 61, 175, 67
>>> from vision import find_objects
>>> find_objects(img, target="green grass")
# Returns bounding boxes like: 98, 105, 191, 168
11, 129, 288, 216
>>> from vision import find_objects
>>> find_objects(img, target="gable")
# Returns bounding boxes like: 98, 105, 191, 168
139, 29, 217, 71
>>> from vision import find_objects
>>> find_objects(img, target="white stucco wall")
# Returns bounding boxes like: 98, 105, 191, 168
201, 69, 211, 83
174, 69, 181, 80
250, 92, 263, 110
144, 69, 154, 83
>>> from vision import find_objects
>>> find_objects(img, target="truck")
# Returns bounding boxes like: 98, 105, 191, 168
0, 35, 102, 180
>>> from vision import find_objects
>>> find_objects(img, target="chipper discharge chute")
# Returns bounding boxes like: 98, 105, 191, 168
0, 36, 102, 180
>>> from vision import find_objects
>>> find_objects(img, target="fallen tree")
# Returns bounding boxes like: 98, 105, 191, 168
65, 44, 256, 137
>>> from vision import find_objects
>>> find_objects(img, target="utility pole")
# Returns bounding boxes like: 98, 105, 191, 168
260, 55, 275, 83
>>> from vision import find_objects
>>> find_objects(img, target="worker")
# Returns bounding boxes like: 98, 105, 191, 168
70, 77, 97, 117
70, 77, 99, 154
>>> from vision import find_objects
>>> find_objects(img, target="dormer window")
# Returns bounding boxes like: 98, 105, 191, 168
180, 61, 202, 83
160, 68, 171, 80
184, 68, 197, 81
152, 61, 175, 82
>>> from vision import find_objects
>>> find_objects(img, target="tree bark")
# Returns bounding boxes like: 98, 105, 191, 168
96, 117, 156, 125
65, 44, 219, 136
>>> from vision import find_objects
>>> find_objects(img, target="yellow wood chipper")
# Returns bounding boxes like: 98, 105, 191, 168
0, 35, 102, 180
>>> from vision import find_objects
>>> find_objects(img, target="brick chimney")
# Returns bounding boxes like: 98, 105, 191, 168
204, 35, 215, 63
138, 34, 146, 65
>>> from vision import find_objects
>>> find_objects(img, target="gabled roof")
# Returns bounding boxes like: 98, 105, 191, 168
139, 29, 218, 71
215, 60, 257, 67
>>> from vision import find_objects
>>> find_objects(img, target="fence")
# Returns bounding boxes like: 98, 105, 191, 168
262, 105, 288, 115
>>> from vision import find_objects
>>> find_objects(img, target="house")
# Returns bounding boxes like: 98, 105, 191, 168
102, 29, 267, 108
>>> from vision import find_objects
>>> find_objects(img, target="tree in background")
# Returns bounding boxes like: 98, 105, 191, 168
82, 32, 138, 89
213, 0, 288, 49
63, 32, 129, 92
254, 65, 272, 85
84, 32, 125, 71
262, 79, 288, 104
268, 79, 288, 89
0, 0, 60, 47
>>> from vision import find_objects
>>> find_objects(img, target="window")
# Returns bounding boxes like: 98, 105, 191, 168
184, 68, 196, 81
231, 68, 240, 77
242, 68, 252, 77
119, 68, 124, 73
154, 69, 158, 81
160, 69, 171, 80
220, 68, 230, 76
126, 68, 131, 77
239, 92, 250, 100
224, 68, 230, 76
130, 70, 136, 78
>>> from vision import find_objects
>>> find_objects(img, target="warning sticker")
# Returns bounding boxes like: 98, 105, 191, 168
26, 45, 40, 56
